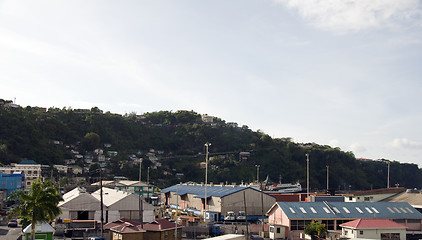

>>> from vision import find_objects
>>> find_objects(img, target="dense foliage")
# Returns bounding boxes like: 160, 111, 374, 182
1, 100, 421, 190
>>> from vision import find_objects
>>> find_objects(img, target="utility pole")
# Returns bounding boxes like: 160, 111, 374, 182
387, 161, 390, 188
138, 158, 143, 227
255, 165, 260, 184
326, 165, 329, 193
175, 184, 179, 240
100, 167, 104, 237
204, 142, 211, 223
147, 167, 150, 185
306, 153, 310, 202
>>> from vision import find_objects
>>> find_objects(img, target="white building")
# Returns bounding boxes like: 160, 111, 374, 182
58, 187, 154, 223
0, 160, 41, 188
344, 187, 405, 202
340, 218, 407, 240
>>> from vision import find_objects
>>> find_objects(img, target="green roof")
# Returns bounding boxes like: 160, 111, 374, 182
19, 159, 39, 165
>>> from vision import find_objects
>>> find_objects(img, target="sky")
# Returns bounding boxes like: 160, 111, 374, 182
1, 0, 422, 166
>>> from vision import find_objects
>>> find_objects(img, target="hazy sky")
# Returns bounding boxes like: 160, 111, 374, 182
1, 0, 422, 166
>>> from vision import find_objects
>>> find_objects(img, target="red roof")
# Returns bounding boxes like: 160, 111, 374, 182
340, 219, 407, 229
104, 218, 145, 233
104, 218, 141, 230
348, 187, 405, 196
110, 222, 145, 233
143, 218, 180, 231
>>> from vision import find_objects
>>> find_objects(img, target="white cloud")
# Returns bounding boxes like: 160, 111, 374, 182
329, 139, 340, 147
350, 143, 367, 153
276, 0, 422, 33
390, 138, 422, 149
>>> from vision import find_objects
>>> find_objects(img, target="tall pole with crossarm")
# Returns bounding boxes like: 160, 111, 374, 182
204, 142, 211, 222
306, 153, 310, 202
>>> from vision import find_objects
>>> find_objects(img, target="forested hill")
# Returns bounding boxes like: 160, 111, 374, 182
1, 99, 421, 190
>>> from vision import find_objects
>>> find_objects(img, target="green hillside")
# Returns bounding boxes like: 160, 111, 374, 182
1, 99, 421, 190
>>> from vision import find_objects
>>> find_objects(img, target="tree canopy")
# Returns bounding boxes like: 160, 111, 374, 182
1, 102, 421, 190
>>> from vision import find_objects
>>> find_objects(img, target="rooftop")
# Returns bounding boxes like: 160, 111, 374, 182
273, 201, 422, 220
161, 184, 248, 198
340, 218, 407, 229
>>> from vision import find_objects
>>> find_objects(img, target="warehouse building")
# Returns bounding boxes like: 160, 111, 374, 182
161, 183, 276, 221
267, 201, 422, 240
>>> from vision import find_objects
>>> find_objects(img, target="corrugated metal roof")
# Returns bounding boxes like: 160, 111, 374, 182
161, 184, 248, 198
276, 201, 422, 220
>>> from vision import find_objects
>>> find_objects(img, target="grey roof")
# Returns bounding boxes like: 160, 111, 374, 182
161, 184, 248, 199
276, 201, 422, 220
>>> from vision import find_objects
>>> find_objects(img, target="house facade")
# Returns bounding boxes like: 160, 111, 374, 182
340, 219, 407, 240
0, 171, 24, 197
267, 201, 422, 240
0, 160, 41, 188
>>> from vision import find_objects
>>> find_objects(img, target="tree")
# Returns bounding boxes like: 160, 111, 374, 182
81, 132, 100, 151
8, 179, 63, 240
304, 221, 327, 239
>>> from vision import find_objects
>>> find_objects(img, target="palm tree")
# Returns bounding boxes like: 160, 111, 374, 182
8, 179, 63, 240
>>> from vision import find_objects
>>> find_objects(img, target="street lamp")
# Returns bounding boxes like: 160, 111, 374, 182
204, 142, 211, 222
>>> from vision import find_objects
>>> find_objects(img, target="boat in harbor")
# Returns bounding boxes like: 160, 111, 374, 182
266, 182, 302, 193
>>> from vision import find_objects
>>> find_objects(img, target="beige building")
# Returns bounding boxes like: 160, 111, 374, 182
344, 187, 405, 202
0, 160, 41, 188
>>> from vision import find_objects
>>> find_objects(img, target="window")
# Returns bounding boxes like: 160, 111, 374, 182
364, 197, 371, 201
290, 220, 311, 230
399, 208, 407, 213
381, 233, 400, 240
387, 207, 395, 213
323, 207, 331, 213
270, 226, 274, 233
406, 207, 414, 213
300, 207, 307, 213
349, 196, 352, 201
355, 207, 363, 213
343, 207, 350, 213
289, 207, 296, 213
371, 207, 380, 213
310, 207, 317, 213
277, 227, 281, 233
365, 207, 373, 213
333, 207, 340, 213
393, 207, 401, 213
321, 220, 335, 230
359, 230, 364, 235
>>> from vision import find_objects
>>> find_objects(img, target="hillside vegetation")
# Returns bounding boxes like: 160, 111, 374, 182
1, 99, 421, 190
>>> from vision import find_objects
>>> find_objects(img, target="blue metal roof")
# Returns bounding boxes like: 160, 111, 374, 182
161, 184, 248, 199
276, 201, 422, 220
